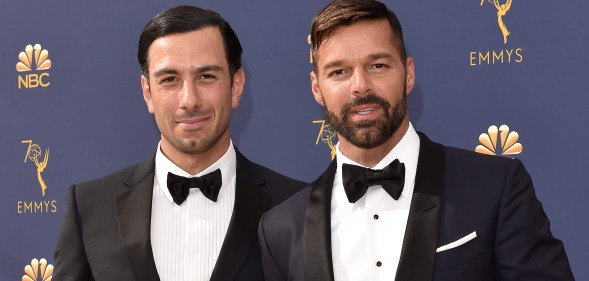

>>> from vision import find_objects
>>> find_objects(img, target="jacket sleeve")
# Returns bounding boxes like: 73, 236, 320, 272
258, 213, 288, 281
494, 159, 574, 280
54, 185, 94, 281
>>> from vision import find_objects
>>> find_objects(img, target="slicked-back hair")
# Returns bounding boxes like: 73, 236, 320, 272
310, 0, 407, 72
138, 5, 242, 79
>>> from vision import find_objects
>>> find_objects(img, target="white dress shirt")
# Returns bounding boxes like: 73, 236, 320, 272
151, 141, 237, 281
331, 123, 420, 281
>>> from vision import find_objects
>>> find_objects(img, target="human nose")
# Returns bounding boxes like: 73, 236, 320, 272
351, 69, 372, 96
178, 80, 202, 110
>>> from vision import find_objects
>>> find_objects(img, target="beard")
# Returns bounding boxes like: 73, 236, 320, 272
324, 91, 407, 149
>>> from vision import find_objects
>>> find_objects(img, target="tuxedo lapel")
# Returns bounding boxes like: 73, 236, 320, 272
395, 133, 444, 281
304, 159, 337, 281
115, 154, 160, 281
209, 150, 272, 281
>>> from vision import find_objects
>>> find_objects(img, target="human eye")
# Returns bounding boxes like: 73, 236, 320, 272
156, 76, 182, 91
327, 69, 346, 78
198, 72, 219, 84
159, 76, 179, 85
370, 63, 387, 69
200, 73, 217, 80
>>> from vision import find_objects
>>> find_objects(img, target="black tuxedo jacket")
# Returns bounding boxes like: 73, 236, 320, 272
258, 133, 574, 281
54, 149, 305, 281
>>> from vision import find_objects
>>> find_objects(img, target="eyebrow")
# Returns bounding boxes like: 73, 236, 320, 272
152, 65, 224, 78
367, 53, 395, 61
321, 52, 395, 72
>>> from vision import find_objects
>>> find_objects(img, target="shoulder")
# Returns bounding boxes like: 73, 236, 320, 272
76, 163, 139, 188
262, 186, 311, 227
250, 162, 307, 206
442, 145, 524, 176
236, 149, 307, 205
250, 161, 306, 187
436, 143, 531, 207
419, 131, 519, 171
73, 155, 154, 199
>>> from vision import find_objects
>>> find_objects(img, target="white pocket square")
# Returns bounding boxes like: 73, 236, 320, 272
436, 231, 477, 253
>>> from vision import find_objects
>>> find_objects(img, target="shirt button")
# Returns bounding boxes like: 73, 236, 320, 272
373, 214, 379, 220
376, 261, 382, 267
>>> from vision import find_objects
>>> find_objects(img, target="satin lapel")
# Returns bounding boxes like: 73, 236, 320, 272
304, 159, 337, 281
115, 155, 160, 281
395, 133, 444, 281
210, 150, 272, 281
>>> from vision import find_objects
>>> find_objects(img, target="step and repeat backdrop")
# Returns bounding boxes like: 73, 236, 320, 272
1, 0, 588, 280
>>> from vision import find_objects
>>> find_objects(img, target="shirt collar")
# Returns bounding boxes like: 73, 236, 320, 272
335, 122, 420, 199
154, 140, 237, 204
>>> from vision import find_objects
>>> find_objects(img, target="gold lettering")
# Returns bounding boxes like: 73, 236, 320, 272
50, 200, 58, 213
22, 140, 33, 162
493, 51, 504, 64
17, 73, 50, 89
479, 51, 490, 65
24, 201, 33, 213
313, 120, 327, 145
28, 74, 40, 88
39, 73, 50, 87
468, 48, 524, 66
34, 201, 43, 213
515, 48, 523, 62
470, 52, 477, 66
505, 49, 513, 62
18, 75, 28, 89
17, 200, 58, 214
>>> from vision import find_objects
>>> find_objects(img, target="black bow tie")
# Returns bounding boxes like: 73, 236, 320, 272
167, 169, 222, 205
342, 159, 405, 203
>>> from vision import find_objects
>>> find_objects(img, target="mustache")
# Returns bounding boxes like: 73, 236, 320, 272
340, 94, 391, 115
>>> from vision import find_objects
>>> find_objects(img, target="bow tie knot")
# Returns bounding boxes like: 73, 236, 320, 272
167, 169, 222, 205
342, 159, 405, 203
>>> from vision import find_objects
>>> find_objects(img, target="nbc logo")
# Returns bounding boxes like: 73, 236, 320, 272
22, 258, 53, 281
475, 124, 522, 156
16, 44, 52, 89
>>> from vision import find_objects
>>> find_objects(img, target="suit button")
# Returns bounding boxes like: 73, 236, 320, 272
373, 214, 379, 220
376, 261, 382, 267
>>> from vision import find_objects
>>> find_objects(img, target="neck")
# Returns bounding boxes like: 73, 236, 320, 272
338, 119, 409, 168
160, 131, 231, 175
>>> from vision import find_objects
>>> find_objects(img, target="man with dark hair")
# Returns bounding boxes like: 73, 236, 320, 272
258, 0, 574, 280
54, 6, 304, 281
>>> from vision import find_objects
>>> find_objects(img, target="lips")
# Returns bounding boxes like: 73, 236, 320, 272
355, 108, 375, 115
176, 116, 210, 130
348, 104, 381, 120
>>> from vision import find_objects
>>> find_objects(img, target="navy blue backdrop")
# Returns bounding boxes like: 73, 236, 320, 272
1, 0, 587, 279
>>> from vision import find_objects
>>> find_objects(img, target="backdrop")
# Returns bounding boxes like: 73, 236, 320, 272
2, 0, 587, 279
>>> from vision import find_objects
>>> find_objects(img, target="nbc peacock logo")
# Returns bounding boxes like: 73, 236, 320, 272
22, 258, 53, 281
475, 124, 522, 156
16, 44, 52, 89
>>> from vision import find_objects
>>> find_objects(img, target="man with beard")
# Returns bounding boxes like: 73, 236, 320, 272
257, 0, 573, 280
54, 6, 304, 281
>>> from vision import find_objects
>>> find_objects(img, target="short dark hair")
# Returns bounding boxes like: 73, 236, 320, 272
138, 5, 243, 78
310, 0, 407, 71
